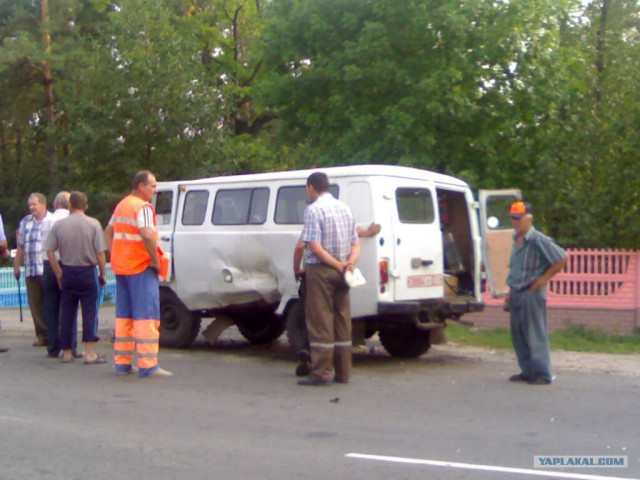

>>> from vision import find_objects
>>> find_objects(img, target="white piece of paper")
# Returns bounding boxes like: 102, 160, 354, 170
345, 268, 366, 288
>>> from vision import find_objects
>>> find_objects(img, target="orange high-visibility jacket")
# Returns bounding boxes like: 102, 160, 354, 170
110, 195, 158, 275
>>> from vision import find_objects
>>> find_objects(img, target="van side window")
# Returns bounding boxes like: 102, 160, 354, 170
396, 188, 435, 224
248, 188, 269, 225
275, 185, 339, 224
212, 188, 269, 225
155, 190, 173, 226
182, 190, 210, 226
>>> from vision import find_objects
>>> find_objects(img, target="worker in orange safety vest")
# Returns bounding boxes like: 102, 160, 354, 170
104, 170, 172, 377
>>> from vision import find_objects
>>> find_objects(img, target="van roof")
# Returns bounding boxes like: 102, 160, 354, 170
158, 164, 469, 189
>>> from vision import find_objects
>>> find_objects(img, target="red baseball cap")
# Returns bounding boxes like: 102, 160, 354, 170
510, 201, 533, 219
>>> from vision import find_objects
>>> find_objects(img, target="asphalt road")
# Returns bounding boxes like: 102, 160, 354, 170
0, 313, 638, 480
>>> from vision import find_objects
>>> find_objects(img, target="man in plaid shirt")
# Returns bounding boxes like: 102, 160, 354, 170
14, 193, 51, 346
297, 172, 360, 386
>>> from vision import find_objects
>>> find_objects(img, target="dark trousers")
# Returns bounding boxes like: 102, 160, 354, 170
287, 276, 309, 355
26, 276, 46, 343
59, 265, 99, 350
304, 264, 352, 382
43, 262, 78, 356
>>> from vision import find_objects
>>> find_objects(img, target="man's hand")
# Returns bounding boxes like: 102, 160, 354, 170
13, 265, 20, 280
529, 278, 545, 291
294, 268, 305, 282
98, 274, 107, 288
341, 261, 355, 274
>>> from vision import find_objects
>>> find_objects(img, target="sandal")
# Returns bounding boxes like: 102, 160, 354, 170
83, 355, 107, 365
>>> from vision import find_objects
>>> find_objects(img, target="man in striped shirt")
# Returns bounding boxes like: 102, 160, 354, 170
14, 193, 51, 346
297, 172, 360, 386
505, 201, 567, 385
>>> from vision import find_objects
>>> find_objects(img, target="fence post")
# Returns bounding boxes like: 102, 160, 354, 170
635, 252, 640, 332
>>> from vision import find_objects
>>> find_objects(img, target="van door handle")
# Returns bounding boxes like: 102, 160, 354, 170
411, 258, 434, 268
160, 236, 171, 241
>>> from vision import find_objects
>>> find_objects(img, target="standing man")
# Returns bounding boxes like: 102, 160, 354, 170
14, 193, 51, 347
41, 191, 71, 358
45, 192, 107, 364
0, 213, 10, 353
291, 223, 380, 377
506, 201, 567, 386
104, 171, 172, 377
297, 172, 360, 386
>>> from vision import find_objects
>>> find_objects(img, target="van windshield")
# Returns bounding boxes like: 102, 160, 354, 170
396, 188, 435, 224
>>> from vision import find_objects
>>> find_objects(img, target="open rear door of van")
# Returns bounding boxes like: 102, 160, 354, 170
478, 189, 521, 298
392, 183, 444, 301
153, 183, 180, 281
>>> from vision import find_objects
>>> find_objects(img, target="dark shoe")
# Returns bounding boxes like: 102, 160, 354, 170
32, 340, 47, 347
527, 377, 552, 385
72, 352, 84, 359
295, 351, 311, 377
298, 376, 332, 386
333, 376, 349, 384
47, 351, 60, 358
508, 373, 530, 382
0, 347, 9, 353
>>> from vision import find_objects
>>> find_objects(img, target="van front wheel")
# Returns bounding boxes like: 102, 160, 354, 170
159, 288, 201, 348
379, 322, 431, 358
233, 307, 286, 345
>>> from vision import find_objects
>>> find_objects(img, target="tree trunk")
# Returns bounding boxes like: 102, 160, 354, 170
41, 0, 58, 192
595, 0, 609, 104
13, 125, 24, 197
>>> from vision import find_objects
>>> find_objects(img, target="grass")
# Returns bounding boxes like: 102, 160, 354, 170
445, 322, 640, 355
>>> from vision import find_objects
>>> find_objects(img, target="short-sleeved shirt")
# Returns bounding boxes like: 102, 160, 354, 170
40, 208, 70, 261
506, 226, 567, 292
0, 214, 6, 242
300, 192, 357, 265
17, 211, 51, 277
108, 204, 156, 231
45, 213, 106, 267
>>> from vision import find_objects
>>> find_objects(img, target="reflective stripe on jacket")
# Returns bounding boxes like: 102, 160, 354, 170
111, 195, 158, 275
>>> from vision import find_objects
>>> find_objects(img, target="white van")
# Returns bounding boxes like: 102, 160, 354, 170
153, 165, 518, 357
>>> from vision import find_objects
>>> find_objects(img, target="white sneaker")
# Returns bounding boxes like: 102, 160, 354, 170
147, 367, 173, 377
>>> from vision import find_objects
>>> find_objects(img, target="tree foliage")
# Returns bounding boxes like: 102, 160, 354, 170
0, 0, 639, 248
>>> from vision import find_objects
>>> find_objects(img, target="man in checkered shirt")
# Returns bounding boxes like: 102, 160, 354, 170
297, 172, 360, 386
13, 193, 51, 347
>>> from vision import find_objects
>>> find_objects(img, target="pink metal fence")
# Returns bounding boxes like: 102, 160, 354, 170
483, 249, 640, 310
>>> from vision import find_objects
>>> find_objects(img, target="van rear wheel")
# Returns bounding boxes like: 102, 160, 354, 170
379, 322, 431, 358
233, 307, 286, 345
159, 288, 201, 348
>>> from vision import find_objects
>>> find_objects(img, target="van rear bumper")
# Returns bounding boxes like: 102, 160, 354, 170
378, 299, 485, 316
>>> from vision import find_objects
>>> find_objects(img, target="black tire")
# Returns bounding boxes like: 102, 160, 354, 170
379, 322, 431, 358
233, 307, 286, 345
159, 288, 201, 348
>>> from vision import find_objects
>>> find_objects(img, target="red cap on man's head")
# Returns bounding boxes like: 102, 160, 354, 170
510, 201, 533, 219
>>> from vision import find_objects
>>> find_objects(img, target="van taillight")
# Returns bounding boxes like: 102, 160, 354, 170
379, 260, 389, 293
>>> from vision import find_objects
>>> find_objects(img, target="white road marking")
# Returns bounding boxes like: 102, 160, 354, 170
345, 453, 639, 480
